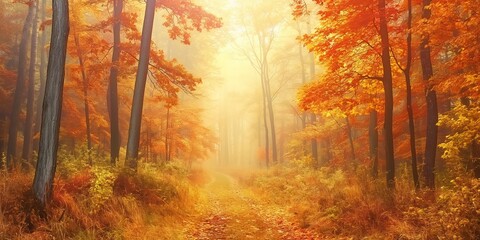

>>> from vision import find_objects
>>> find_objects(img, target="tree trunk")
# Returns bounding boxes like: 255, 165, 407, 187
420, 0, 438, 189
404, 0, 420, 190
107, 0, 122, 166
126, 0, 156, 169
22, 0, 39, 170
165, 106, 170, 162
369, 110, 379, 178
32, 0, 69, 208
6, 3, 35, 170
73, 28, 92, 165
260, 72, 270, 167
307, 21, 319, 165
266, 84, 277, 164
22, 1, 38, 171
261, 36, 277, 165
296, 22, 307, 134
34, 0, 48, 147
378, 0, 395, 189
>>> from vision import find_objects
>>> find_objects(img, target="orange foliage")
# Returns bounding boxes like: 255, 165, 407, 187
157, 0, 222, 44
53, 0, 220, 156
296, 0, 401, 116
113, 171, 172, 205
428, 0, 480, 100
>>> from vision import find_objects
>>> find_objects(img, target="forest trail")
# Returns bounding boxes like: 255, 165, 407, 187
185, 171, 320, 240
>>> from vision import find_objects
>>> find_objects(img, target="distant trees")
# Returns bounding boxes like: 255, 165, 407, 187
0, 2, 23, 167
6, 1, 35, 170
295, 17, 319, 165
34, 0, 49, 145
22, 0, 39, 168
71, 11, 93, 165
231, 1, 289, 167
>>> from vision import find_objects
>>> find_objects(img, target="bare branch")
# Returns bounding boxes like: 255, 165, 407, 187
124, 50, 194, 94
353, 71, 384, 82
390, 45, 406, 73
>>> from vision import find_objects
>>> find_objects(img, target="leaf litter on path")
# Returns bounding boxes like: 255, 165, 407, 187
186, 172, 322, 240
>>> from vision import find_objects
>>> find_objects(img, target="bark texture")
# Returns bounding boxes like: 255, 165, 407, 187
420, 0, 438, 189
378, 0, 395, 188
126, 0, 156, 169
108, 0, 123, 165
32, 0, 69, 207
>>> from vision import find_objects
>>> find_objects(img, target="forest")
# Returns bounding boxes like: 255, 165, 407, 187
0, 0, 479, 239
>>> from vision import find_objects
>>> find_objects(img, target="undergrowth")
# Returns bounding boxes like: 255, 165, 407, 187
243, 158, 480, 239
0, 145, 203, 239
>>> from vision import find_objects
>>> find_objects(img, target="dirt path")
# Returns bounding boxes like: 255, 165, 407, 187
185, 172, 320, 240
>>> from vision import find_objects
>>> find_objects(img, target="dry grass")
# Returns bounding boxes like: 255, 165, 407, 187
245, 162, 480, 239
0, 162, 200, 239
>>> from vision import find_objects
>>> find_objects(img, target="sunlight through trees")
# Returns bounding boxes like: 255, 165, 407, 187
0, 0, 478, 238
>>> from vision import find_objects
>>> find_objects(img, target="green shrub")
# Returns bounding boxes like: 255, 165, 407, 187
89, 166, 116, 213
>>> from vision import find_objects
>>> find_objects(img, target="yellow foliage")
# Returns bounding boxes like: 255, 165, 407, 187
405, 178, 480, 239
438, 102, 480, 170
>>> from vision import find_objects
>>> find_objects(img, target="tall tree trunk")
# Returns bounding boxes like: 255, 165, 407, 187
266, 81, 277, 164
369, 110, 379, 178
307, 21, 319, 165
165, 106, 170, 162
309, 96, 318, 164
296, 22, 307, 134
22, 0, 39, 169
420, 0, 438, 189
260, 72, 270, 167
107, 0, 122, 165
126, 0, 156, 169
73, 28, 92, 165
6, 3, 35, 170
32, 0, 69, 208
404, 0, 420, 190
34, 0, 48, 145
378, 0, 395, 189
260, 34, 277, 165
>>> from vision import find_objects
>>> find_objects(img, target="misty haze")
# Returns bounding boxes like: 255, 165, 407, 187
0, 0, 479, 239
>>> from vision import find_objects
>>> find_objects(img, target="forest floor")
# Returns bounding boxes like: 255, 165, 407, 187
184, 171, 321, 240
